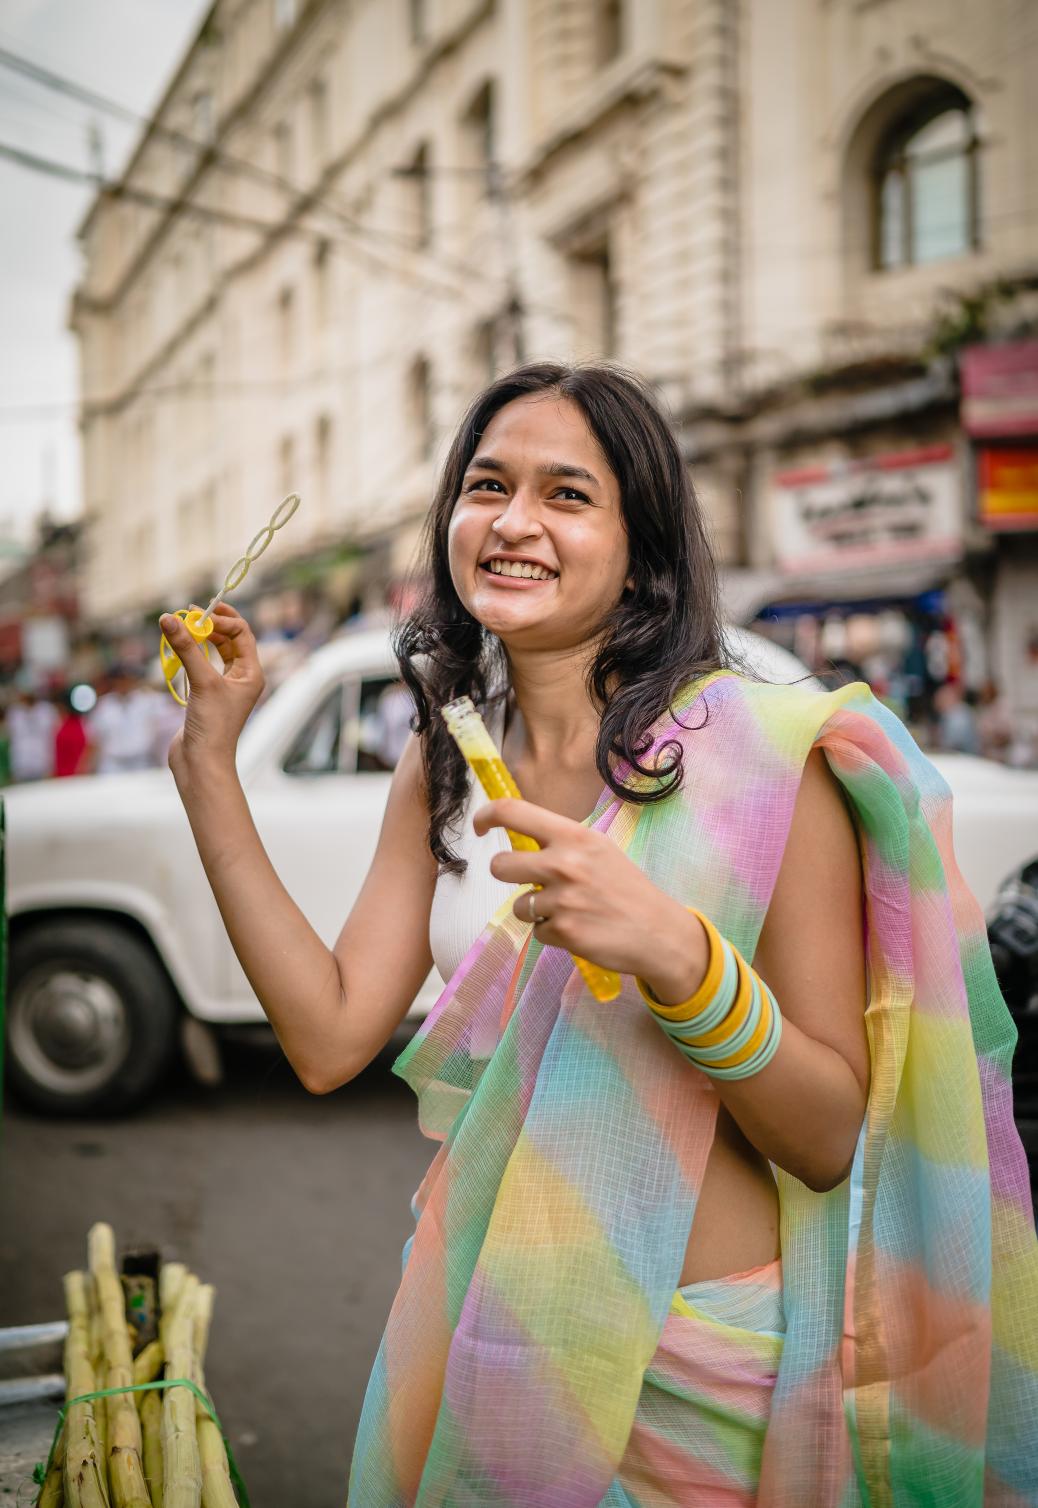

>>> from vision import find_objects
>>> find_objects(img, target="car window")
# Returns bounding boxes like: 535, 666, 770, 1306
282, 684, 349, 775
351, 676, 415, 773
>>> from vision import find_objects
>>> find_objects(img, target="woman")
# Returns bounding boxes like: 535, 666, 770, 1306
161, 364, 1037, 1506
53, 687, 92, 777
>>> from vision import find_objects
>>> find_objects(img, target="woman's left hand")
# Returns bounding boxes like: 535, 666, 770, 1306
474, 797, 707, 994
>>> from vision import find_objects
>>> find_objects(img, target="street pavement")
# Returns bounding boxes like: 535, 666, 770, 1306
0, 1032, 432, 1508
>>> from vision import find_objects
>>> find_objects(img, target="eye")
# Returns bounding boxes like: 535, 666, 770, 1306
552, 487, 591, 504
464, 477, 506, 494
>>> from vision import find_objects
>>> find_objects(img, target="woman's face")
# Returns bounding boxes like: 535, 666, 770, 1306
447, 394, 630, 652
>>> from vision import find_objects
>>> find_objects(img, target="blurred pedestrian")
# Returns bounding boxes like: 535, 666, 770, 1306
7, 688, 59, 781
934, 681, 980, 756
147, 668, 185, 766
369, 679, 415, 769
977, 679, 1013, 762
53, 688, 92, 777
86, 664, 159, 774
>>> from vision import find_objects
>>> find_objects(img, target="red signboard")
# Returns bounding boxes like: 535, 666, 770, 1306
978, 447, 1038, 531
960, 341, 1038, 438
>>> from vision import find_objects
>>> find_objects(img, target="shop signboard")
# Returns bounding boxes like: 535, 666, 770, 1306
960, 341, 1038, 438
770, 445, 961, 575
978, 448, 1038, 531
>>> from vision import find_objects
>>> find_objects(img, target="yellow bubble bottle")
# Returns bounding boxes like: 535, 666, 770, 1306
441, 696, 622, 1003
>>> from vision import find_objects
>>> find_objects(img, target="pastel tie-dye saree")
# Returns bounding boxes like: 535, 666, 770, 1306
349, 672, 1038, 1506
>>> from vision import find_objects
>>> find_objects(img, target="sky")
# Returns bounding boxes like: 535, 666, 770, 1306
0, 0, 211, 547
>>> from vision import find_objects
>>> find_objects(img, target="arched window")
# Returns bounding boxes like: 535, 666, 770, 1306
873, 86, 980, 269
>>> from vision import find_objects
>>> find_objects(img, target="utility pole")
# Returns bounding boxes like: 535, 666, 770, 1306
487, 159, 524, 366
86, 116, 105, 178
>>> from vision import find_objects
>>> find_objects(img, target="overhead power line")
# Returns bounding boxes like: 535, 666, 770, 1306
0, 41, 527, 293
0, 138, 330, 243
0, 42, 425, 257
0, 131, 489, 308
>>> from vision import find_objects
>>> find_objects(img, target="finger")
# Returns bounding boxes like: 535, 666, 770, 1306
206, 607, 255, 645
200, 606, 258, 666
488, 849, 553, 886
159, 614, 222, 686
512, 888, 551, 927
473, 798, 574, 846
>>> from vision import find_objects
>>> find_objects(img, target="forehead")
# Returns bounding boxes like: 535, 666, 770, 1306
477, 394, 608, 468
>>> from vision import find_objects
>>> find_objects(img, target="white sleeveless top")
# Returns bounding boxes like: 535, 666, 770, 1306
428, 698, 516, 984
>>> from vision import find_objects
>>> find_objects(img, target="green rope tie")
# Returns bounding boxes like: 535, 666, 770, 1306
32, 1376, 251, 1507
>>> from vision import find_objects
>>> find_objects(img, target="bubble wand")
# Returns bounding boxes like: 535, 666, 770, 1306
440, 696, 622, 1003
159, 493, 301, 706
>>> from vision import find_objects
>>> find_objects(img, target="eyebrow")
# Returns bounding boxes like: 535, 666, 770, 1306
466, 454, 601, 487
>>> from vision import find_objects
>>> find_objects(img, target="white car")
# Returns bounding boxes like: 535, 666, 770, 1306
4, 626, 1035, 1114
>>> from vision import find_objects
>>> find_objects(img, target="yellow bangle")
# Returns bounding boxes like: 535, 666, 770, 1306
675, 950, 753, 1048
710, 990, 773, 1070
635, 908, 723, 1021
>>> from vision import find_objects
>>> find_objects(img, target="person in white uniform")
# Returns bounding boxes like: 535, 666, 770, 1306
87, 665, 161, 774
7, 690, 59, 782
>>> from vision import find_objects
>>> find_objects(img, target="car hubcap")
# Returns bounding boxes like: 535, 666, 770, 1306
9, 965, 130, 1097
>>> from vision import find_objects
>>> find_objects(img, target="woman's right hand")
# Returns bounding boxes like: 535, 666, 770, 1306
158, 603, 265, 781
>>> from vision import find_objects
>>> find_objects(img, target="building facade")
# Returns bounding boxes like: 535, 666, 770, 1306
71, 0, 1038, 722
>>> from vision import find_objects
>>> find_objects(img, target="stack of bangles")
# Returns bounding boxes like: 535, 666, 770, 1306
637, 909, 783, 1081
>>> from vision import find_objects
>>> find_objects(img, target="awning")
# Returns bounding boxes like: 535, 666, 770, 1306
720, 558, 960, 624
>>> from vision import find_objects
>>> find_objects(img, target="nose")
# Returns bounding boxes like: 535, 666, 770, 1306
490, 485, 544, 543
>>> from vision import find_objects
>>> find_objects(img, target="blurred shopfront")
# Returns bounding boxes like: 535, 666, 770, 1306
961, 340, 1038, 732
746, 431, 983, 744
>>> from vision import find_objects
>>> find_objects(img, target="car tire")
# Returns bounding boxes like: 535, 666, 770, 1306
5, 919, 179, 1116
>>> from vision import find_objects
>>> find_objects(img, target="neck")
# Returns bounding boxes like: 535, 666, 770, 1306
504, 641, 603, 769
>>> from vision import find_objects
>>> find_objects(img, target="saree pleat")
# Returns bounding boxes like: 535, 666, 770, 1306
349, 674, 1038, 1506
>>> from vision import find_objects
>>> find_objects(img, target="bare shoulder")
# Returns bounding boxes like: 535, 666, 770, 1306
770, 746, 861, 912
796, 745, 855, 826
754, 744, 868, 1092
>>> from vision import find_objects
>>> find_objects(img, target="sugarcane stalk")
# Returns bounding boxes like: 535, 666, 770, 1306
141, 1391, 164, 1508
197, 1419, 236, 1508
35, 1420, 66, 1507
86, 1275, 104, 1372
62, 1272, 110, 1508
87, 1224, 151, 1508
191, 1286, 214, 1420
133, 1339, 165, 1408
158, 1264, 186, 1353
162, 1274, 202, 1508
84, 1275, 107, 1467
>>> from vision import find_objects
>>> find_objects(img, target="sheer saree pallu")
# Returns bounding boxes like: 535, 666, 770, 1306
348, 673, 1038, 1507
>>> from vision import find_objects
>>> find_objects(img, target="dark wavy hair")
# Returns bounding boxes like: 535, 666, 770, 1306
393, 362, 727, 872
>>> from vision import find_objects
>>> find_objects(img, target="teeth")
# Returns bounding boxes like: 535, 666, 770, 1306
488, 559, 554, 580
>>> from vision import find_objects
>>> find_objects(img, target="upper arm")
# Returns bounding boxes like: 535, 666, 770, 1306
752, 746, 870, 1099
330, 732, 438, 1081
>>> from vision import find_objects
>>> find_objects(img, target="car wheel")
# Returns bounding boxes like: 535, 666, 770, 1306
5, 920, 179, 1116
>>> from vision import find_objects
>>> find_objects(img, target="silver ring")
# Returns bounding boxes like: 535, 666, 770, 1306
526, 891, 543, 925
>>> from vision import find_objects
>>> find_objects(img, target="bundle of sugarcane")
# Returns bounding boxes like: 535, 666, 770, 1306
36, 1223, 241, 1508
